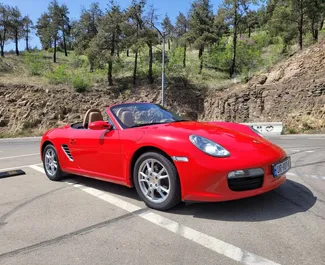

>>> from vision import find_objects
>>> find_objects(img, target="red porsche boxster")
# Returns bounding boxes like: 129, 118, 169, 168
40, 102, 291, 210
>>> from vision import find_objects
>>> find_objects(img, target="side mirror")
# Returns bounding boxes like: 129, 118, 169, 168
88, 121, 112, 130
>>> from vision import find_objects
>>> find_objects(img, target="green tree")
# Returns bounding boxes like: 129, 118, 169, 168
48, 0, 61, 62
305, 0, 325, 42
71, 2, 103, 71
35, 13, 52, 50
22, 15, 33, 51
8, 6, 23, 56
188, 0, 217, 74
267, 1, 298, 52
58, 4, 70, 56
0, 3, 10, 57
222, 0, 257, 77
161, 14, 173, 50
174, 12, 188, 67
127, 0, 146, 86
89, 1, 125, 86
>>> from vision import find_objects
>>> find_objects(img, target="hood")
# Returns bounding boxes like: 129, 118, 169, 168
144, 121, 278, 152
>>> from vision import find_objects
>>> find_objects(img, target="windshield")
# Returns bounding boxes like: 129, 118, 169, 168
110, 103, 189, 129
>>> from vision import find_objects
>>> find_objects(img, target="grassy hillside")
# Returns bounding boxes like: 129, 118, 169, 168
3, 30, 324, 94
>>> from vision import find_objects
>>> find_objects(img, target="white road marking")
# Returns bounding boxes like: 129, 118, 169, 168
286, 172, 297, 176
290, 150, 301, 152
305, 151, 314, 153
29, 165, 281, 265
0, 153, 40, 160
0, 136, 41, 141
29, 164, 45, 174
0, 163, 42, 172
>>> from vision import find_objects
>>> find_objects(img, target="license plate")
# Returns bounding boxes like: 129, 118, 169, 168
272, 157, 291, 177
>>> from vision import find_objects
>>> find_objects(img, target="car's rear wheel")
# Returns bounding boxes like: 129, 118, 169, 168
43, 144, 64, 181
133, 152, 181, 210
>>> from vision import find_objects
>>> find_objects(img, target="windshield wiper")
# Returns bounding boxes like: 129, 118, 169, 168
130, 122, 166, 128
170, 119, 191, 123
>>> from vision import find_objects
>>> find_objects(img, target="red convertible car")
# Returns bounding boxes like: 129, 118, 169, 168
40, 103, 291, 210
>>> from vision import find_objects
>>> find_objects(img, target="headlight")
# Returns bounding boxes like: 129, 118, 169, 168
189, 135, 230, 157
250, 127, 265, 138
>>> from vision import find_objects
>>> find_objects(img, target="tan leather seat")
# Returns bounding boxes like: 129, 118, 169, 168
89, 112, 103, 123
83, 109, 103, 128
120, 111, 135, 127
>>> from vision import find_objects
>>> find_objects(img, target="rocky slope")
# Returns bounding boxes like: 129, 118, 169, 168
202, 41, 325, 132
1, 41, 325, 136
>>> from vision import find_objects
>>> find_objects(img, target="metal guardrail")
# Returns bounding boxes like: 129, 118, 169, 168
241, 122, 283, 136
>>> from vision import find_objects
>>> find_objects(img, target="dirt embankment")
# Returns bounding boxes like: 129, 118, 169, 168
1, 41, 325, 136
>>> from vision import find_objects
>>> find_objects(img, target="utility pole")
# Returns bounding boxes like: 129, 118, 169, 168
162, 31, 166, 107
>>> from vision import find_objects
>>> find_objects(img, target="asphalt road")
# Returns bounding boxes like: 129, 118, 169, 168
0, 135, 324, 265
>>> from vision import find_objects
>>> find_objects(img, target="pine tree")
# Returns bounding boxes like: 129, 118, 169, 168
161, 14, 173, 50
188, 0, 217, 74
174, 12, 188, 67
22, 15, 33, 51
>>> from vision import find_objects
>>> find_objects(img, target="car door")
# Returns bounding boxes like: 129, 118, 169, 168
69, 120, 123, 180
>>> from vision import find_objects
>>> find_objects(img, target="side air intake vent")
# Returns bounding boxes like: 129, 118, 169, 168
62, 144, 74, 161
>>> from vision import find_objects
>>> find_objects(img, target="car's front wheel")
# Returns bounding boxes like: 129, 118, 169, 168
43, 144, 64, 181
133, 152, 181, 210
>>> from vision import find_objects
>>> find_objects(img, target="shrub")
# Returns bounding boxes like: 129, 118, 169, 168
71, 73, 91, 92
24, 52, 45, 76
45, 64, 70, 85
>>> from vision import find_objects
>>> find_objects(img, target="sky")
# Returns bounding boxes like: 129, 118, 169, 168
3, 0, 223, 51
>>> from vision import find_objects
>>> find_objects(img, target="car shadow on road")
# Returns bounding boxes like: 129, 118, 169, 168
63, 175, 142, 201
63, 175, 318, 222
169, 180, 318, 222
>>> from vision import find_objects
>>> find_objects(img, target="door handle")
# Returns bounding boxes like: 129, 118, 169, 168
69, 139, 76, 145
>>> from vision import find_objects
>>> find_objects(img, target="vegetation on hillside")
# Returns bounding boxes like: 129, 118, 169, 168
0, 0, 324, 91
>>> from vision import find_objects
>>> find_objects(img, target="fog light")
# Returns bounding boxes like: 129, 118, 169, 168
228, 168, 264, 179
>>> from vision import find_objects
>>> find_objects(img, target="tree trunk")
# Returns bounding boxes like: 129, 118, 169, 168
15, 29, 19, 56
63, 31, 68, 56
133, 50, 138, 86
0, 45, 4, 57
320, 18, 324, 31
126, 49, 129, 57
230, 3, 238, 78
311, 19, 319, 42
183, 44, 186, 68
108, 61, 113, 86
53, 37, 57, 63
298, 2, 303, 50
168, 39, 171, 50
248, 26, 251, 38
25, 34, 29, 51
198, 45, 204, 74
108, 34, 115, 86
148, 42, 153, 84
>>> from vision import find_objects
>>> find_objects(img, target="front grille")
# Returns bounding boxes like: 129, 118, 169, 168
228, 168, 264, 191
62, 144, 74, 161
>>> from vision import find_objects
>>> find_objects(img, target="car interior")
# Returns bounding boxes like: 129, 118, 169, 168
71, 108, 105, 129
70, 108, 136, 129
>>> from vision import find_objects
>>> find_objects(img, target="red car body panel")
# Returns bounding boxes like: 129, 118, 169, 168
41, 104, 287, 202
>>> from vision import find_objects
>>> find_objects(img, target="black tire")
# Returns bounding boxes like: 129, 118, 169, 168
133, 152, 181, 211
43, 144, 64, 181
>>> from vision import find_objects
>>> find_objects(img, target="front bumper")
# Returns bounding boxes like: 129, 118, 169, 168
175, 147, 288, 202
